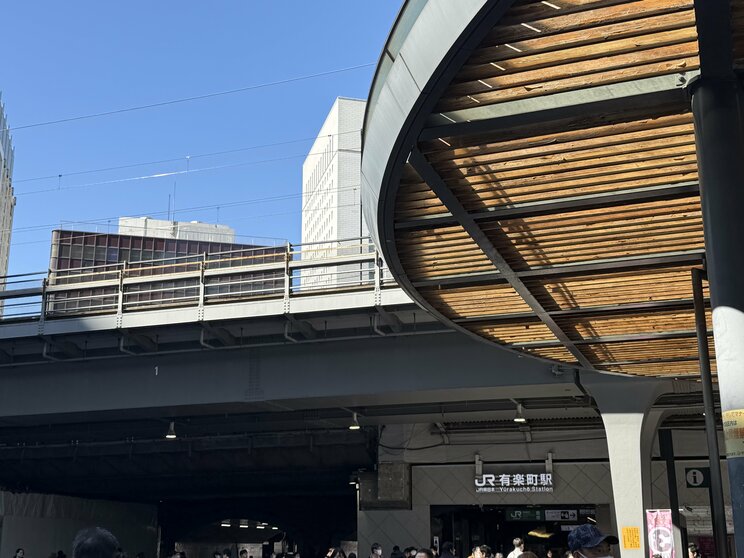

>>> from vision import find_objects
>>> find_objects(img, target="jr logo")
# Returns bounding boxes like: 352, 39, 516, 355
475, 474, 496, 487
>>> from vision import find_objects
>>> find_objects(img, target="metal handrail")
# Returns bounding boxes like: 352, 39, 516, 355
0, 236, 392, 322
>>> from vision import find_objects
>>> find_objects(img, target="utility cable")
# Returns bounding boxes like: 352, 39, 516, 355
5, 63, 374, 133
9, 184, 362, 236
10, 201, 364, 248
14, 129, 361, 184
17, 143, 361, 196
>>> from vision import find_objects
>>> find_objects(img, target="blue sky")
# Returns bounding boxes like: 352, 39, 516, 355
2, 1, 401, 274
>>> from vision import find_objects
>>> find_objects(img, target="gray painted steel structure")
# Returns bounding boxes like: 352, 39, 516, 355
360, 0, 733, 555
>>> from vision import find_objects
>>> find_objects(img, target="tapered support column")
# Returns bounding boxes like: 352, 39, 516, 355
583, 376, 671, 558
691, 74, 744, 558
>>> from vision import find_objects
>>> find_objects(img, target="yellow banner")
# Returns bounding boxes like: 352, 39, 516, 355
622, 526, 641, 550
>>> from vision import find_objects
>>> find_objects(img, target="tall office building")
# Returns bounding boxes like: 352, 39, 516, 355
0, 94, 16, 280
301, 97, 367, 286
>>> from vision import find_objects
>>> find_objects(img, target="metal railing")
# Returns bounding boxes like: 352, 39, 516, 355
0, 237, 396, 322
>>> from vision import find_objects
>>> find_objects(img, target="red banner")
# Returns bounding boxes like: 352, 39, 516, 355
646, 509, 675, 558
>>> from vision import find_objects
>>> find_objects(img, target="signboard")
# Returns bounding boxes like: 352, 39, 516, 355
475, 472, 553, 493
723, 409, 744, 457
685, 467, 710, 488
545, 509, 578, 521
646, 509, 675, 558
506, 508, 543, 521
622, 527, 642, 550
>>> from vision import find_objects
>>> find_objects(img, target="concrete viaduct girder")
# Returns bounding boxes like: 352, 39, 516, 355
0, 332, 591, 422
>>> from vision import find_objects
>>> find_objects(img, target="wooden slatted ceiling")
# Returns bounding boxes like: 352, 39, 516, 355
527, 267, 707, 310
403, 113, 697, 221
605, 360, 715, 376
557, 308, 702, 338
436, 114, 696, 213
522, 345, 580, 361
468, 321, 558, 344
422, 283, 532, 319
396, 223, 494, 280
582, 337, 714, 364
424, 112, 694, 161
484, 197, 703, 269
388, 0, 713, 377
436, 0, 697, 112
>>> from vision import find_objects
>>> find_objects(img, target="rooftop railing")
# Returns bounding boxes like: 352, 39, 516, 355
0, 237, 397, 322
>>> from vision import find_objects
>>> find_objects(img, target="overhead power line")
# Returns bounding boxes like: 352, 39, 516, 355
16, 142, 358, 196
10, 184, 362, 236
14, 129, 361, 184
6, 63, 374, 133
17, 153, 308, 196
11, 201, 364, 248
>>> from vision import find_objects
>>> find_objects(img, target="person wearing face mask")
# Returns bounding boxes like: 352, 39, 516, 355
370, 544, 383, 558
567, 525, 619, 558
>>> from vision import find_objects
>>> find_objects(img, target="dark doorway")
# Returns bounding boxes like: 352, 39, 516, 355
431, 505, 597, 557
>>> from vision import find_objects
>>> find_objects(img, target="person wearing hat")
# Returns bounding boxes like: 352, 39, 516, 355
567, 525, 619, 558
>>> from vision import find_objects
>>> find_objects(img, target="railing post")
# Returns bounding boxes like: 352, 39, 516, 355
116, 263, 125, 329
374, 251, 382, 305
283, 243, 292, 313
197, 255, 206, 321
38, 277, 48, 335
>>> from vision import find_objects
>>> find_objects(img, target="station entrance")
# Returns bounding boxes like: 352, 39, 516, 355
431, 505, 601, 557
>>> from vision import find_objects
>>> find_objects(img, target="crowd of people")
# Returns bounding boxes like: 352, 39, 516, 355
13, 523, 708, 558
333, 525, 620, 558
12, 528, 143, 558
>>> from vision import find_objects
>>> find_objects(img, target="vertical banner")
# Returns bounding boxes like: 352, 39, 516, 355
646, 509, 675, 558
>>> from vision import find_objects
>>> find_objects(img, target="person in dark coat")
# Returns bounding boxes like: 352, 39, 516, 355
439, 542, 455, 558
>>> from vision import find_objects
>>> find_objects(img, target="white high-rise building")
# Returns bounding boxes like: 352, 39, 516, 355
0, 95, 16, 281
301, 97, 367, 286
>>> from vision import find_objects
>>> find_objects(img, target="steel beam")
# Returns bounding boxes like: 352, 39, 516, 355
421, 74, 693, 139
395, 183, 700, 231
454, 299, 701, 326
595, 356, 702, 367
692, 268, 729, 557
412, 251, 705, 289
374, 306, 403, 334
201, 323, 237, 347
690, 1, 744, 549
42, 337, 83, 359
285, 314, 317, 340
511, 330, 705, 349
408, 147, 593, 369
694, 0, 734, 79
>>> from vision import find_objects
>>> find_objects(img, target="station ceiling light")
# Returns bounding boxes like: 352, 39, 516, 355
165, 421, 177, 439
349, 412, 361, 431
513, 403, 527, 424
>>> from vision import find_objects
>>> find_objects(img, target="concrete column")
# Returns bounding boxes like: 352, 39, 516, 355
690, 74, 744, 558
583, 376, 672, 558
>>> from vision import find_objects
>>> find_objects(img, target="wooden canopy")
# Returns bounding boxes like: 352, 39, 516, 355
385, 0, 732, 377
